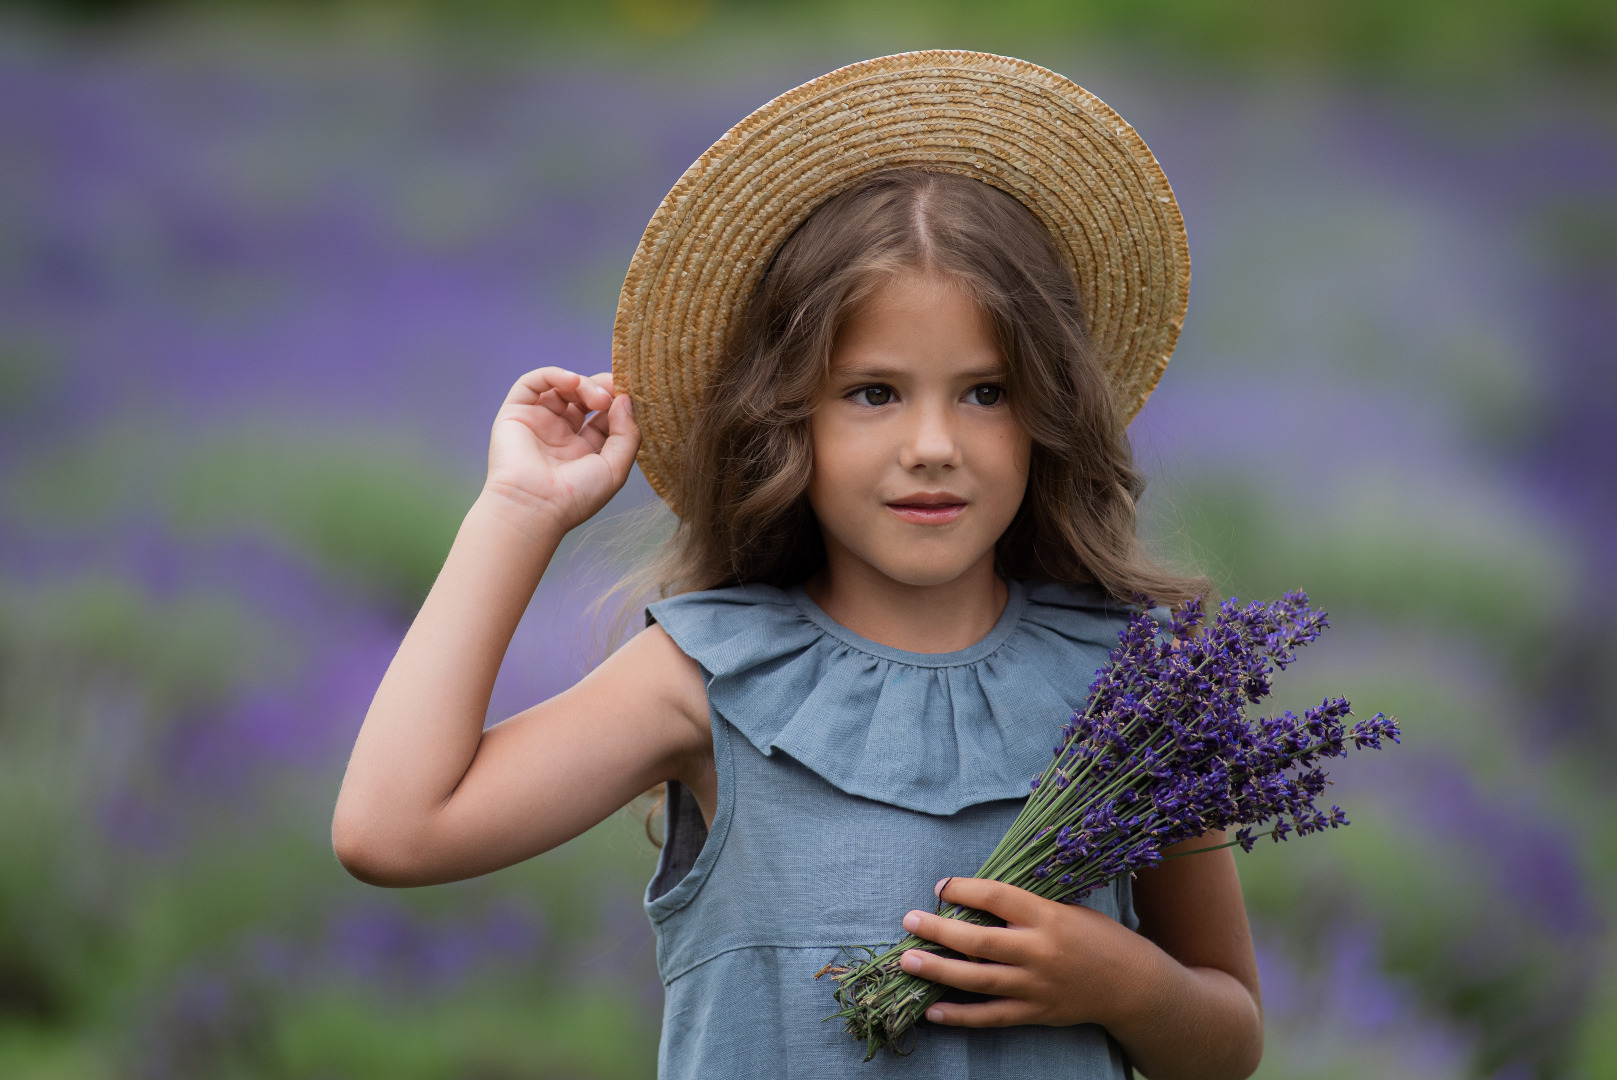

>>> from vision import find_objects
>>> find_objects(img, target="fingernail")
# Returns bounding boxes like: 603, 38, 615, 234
926, 1007, 943, 1023
902, 912, 920, 932
900, 951, 922, 973
935, 877, 952, 897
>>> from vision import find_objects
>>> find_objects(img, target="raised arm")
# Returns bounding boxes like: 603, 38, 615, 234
330, 368, 710, 888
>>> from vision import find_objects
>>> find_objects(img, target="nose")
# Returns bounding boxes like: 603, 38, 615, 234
899, 400, 962, 472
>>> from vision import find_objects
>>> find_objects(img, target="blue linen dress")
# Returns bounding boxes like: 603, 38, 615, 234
644, 578, 1143, 1079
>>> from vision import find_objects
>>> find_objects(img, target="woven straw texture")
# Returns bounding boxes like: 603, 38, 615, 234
612, 50, 1190, 515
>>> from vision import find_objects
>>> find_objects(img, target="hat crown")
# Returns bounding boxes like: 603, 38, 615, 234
614, 50, 1189, 515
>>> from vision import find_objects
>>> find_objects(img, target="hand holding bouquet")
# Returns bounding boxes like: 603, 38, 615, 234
818, 592, 1399, 1059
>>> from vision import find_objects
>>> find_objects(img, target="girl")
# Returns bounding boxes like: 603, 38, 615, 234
333, 53, 1263, 1080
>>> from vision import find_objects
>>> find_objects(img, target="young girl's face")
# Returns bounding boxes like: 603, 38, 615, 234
808, 271, 1031, 590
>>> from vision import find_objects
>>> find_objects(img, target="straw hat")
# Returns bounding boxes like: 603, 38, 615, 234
612, 50, 1190, 516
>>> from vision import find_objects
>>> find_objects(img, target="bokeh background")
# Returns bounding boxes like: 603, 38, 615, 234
2, 1, 1614, 1077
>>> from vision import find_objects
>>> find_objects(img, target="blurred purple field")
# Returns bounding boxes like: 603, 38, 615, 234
0, 12, 1613, 1080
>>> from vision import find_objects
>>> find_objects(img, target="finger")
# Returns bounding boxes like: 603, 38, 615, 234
596, 393, 641, 484
937, 877, 1050, 928
506, 366, 579, 406
494, 400, 580, 451
524, 396, 591, 443
510, 367, 615, 415
582, 382, 617, 437
902, 910, 1025, 965
583, 405, 610, 438
529, 388, 596, 437
576, 405, 608, 452
924, 997, 1039, 1029
579, 373, 619, 436
534, 387, 574, 420
571, 371, 617, 412
898, 949, 1021, 998
547, 378, 614, 418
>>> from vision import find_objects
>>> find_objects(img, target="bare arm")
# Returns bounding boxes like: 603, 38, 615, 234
330, 367, 709, 888
900, 830, 1262, 1080
1115, 833, 1263, 1078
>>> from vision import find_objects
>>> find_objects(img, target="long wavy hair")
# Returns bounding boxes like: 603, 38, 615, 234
625, 168, 1204, 844
639, 167, 1203, 606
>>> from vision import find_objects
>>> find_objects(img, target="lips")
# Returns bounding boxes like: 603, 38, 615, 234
886, 493, 968, 525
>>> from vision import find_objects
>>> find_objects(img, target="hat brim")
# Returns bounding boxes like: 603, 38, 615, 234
613, 50, 1190, 516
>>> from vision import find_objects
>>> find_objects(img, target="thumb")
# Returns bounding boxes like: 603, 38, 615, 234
598, 393, 642, 484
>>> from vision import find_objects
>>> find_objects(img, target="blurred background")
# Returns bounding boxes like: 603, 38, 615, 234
1, 1, 1613, 1077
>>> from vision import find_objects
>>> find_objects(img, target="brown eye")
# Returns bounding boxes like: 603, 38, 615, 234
857, 386, 893, 406
971, 385, 1005, 406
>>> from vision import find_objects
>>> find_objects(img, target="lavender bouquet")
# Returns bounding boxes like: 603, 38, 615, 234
817, 592, 1399, 1059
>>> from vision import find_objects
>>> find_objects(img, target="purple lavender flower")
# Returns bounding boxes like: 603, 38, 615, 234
823, 591, 1398, 1058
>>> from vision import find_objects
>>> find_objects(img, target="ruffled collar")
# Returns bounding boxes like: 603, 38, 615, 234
784, 581, 1030, 667
647, 579, 1136, 815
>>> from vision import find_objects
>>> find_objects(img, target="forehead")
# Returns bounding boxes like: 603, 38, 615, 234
830, 271, 1003, 374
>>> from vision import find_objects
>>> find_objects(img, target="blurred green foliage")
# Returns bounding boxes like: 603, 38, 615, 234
0, 572, 661, 1076
6, 0, 1616, 87
1149, 476, 1576, 658
0, 343, 58, 419
6, 423, 474, 612
167, 434, 473, 612
0, 434, 659, 1077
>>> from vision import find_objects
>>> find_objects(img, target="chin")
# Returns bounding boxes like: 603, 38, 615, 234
870, 557, 986, 589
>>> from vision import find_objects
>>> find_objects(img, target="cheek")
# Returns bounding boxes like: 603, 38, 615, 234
806, 412, 860, 513
986, 424, 1033, 490
981, 430, 1033, 530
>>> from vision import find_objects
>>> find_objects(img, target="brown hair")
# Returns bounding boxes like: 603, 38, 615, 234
640, 167, 1203, 607
627, 168, 1203, 845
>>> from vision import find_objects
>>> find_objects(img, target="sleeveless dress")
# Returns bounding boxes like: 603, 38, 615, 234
644, 578, 1144, 1079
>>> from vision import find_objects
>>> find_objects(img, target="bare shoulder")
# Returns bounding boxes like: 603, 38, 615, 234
580, 621, 710, 746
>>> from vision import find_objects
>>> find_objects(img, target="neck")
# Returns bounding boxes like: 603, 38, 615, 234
802, 548, 1009, 654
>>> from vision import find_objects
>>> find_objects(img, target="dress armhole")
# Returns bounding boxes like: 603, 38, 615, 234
647, 781, 710, 903
641, 605, 734, 919
643, 606, 713, 902
1115, 871, 1141, 933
